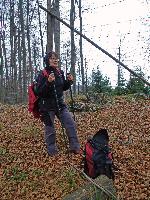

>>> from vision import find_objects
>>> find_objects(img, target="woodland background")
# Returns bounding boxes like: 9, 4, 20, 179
0, 0, 150, 104
0, 0, 150, 200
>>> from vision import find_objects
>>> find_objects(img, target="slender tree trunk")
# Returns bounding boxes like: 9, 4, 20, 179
0, 5, 4, 102
19, 0, 27, 102
2, 31, 9, 102
18, 29, 23, 103
0, 33, 4, 102
70, 0, 76, 94
13, 26, 18, 103
85, 58, 88, 95
53, 0, 60, 58
79, 0, 84, 93
9, 0, 16, 103
37, 0, 44, 60
33, 40, 39, 73
10, 0, 14, 79
47, 0, 53, 52
27, 0, 33, 83
118, 46, 121, 87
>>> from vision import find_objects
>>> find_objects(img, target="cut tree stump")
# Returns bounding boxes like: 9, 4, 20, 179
63, 175, 117, 200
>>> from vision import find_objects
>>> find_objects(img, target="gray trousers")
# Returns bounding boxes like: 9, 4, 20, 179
42, 108, 80, 155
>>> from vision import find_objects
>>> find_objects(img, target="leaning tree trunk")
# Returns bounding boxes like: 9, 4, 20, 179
63, 175, 117, 200
70, 0, 76, 94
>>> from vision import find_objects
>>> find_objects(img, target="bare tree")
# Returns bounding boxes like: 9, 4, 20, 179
37, 0, 44, 61
17, 29, 23, 103
19, 0, 27, 102
27, 0, 33, 83
47, 0, 53, 52
53, 0, 60, 58
70, 0, 76, 94
78, 0, 84, 93
0, 33, 4, 102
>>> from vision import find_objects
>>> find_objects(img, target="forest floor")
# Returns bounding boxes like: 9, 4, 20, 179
0, 97, 150, 200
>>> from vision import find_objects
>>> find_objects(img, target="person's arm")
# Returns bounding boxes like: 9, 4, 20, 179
35, 71, 54, 98
61, 71, 73, 91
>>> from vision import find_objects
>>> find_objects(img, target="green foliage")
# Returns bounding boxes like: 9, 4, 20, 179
0, 122, 3, 131
64, 169, 76, 189
87, 66, 149, 98
90, 68, 112, 93
113, 86, 127, 96
126, 67, 147, 94
143, 86, 150, 96
0, 147, 7, 155
112, 67, 149, 96
32, 169, 44, 177
21, 125, 40, 138
4, 166, 28, 182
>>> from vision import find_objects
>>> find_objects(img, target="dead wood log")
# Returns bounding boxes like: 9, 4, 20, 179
63, 175, 117, 200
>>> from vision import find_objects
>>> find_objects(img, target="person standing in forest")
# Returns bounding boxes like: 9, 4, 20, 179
35, 51, 80, 156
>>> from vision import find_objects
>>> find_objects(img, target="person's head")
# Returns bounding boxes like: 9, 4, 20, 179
44, 51, 59, 68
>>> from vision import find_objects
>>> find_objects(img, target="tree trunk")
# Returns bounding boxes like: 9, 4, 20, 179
13, 26, 18, 103
85, 58, 88, 95
63, 175, 117, 200
9, 0, 16, 104
37, 0, 44, 60
27, 0, 33, 83
10, 0, 14, 79
47, 0, 53, 52
19, 0, 27, 102
118, 46, 121, 87
33, 39, 39, 73
0, 33, 4, 102
53, 0, 60, 58
0, 5, 5, 103
70, 0, 76, 94
1, 31, 9, 103
18, 29, 23, 103
79, 0, 84, 93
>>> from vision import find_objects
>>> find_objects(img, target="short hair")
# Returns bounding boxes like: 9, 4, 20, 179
44, 51, 58, 66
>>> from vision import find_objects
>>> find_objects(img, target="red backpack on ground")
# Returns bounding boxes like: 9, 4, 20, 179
28, 69, 49, 119
83, 129, 115, 180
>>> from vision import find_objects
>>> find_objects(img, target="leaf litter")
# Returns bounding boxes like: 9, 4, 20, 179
0, 98, 149, 200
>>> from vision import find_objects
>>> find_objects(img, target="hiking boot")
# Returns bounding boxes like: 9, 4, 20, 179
48, 150, 58, 156
47, 146, 58, 156
69, 149, 80, 154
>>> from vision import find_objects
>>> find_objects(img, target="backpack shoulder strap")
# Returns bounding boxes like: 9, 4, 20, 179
42, 69, 49, 77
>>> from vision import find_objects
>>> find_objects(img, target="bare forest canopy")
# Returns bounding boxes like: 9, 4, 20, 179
39, 4, 150, 86
0, 0, 150, 104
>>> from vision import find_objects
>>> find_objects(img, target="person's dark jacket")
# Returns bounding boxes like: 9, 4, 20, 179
35, 66, 72, 112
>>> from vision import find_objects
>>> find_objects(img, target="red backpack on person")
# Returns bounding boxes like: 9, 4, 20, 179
28, 69, 49, 119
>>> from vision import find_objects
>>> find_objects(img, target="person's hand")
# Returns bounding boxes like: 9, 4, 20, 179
67, 73, 73, 81
48, 73, 55, 82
